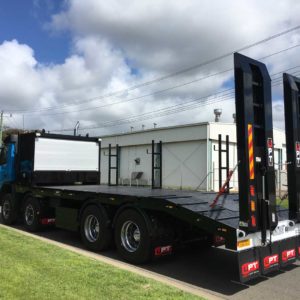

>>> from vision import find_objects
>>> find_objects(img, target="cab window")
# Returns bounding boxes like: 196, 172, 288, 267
0, 146, 7, 165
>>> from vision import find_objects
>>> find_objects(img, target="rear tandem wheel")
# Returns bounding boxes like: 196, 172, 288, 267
80, 204, 112, 251
114, 209, 152, 264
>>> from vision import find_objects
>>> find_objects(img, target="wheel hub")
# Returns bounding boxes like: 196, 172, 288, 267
2, 200, 11, 220
121, 221, 141, 252
133, 229, 140, 242
25, 204, 35, 225
84, 215, 100, 242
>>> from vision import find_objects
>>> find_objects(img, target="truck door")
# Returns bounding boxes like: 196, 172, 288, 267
0, 143, 15, 188
0, 145, 8, 188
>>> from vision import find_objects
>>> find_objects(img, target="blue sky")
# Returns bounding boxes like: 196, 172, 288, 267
0, 0, 69, 63
0, 0, 299, 133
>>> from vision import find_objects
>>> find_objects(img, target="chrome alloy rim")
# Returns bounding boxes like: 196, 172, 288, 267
25, 204, 35, 225
3, 200, 11, 220
84, 215, 100, 242
121, 221, 141, 252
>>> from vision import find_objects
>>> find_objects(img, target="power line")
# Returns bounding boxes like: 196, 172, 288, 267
16, 44, 300, 117
52, 68, 300, 133
78, 72, 300, 130
10, 115, 21, 129
8, 24, 300, 114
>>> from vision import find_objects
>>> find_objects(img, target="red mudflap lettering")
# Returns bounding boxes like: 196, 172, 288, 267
241, 261, 259, 278
154, 245, 172, 256
263, 254, 279, 269
282, 249, 296, 262
41, 218, 55, 225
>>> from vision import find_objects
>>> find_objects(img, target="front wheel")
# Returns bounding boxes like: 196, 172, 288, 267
114, 209, 152, 264
0, 193, 17, 225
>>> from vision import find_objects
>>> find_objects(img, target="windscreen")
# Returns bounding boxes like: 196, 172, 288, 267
33, 137, 99, 171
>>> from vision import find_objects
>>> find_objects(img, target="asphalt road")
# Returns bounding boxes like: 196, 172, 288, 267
6, 224, 299, 300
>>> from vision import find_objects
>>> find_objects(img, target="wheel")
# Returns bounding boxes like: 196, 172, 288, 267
115, 209, 152, 264
23, 197, 42, 232
80, 205, 112, 251
0, 193, 17, 225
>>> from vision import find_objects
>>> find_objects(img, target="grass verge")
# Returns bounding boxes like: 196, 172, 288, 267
0, 226, 202, 300
276, 197, 288, 209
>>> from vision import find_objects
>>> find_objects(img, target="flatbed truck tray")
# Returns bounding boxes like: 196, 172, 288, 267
39, 185, 241, 229
42, 184, 289, 230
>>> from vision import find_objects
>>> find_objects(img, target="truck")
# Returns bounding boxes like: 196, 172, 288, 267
0, 53, 300, 283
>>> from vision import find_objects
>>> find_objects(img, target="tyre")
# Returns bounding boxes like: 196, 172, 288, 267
80, 205, 112, 251
114, 209, 152, 264
0, 193, 17, 225
23, 197, 42, 232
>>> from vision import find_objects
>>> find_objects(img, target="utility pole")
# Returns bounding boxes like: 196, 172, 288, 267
74, 121, 80, 136
0, 111, 3, 147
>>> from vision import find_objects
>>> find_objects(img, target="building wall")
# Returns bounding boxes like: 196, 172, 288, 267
101, 140, 208, 190
162, 140, 207, 190
101, 122, 208, 148
99, 122, 286, 192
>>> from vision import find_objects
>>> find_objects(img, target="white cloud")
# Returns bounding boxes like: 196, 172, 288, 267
0, 40, 42, 108
2, 0, 300, 134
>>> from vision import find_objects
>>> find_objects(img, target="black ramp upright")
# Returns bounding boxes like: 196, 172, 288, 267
151, 140, 162, 189
108, 144, 120, 186
283, 73, 300, 221
218, 134, 230, 192
234, 53, 278, 235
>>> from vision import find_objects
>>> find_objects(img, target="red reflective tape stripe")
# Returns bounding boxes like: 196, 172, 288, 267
248, 139, 253, 150
248, 125, 252, 136
248, 124, 255, 180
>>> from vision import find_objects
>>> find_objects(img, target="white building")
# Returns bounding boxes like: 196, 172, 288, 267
100, 122, 287, 192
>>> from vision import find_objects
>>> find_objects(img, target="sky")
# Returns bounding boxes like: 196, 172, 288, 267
0, 0, 300, 136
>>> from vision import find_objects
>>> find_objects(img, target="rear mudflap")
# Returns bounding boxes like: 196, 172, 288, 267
238, 248, 260, 283
279, 237, 297, 267
238, 236, 298, 283
259, 242, 280, 275
298, 235, 300, 258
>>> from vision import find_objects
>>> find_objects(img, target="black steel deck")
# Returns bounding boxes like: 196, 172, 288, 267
43, 185, 289, 231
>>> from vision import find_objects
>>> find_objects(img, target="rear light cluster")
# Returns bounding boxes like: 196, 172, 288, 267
213, 235, 225, 246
